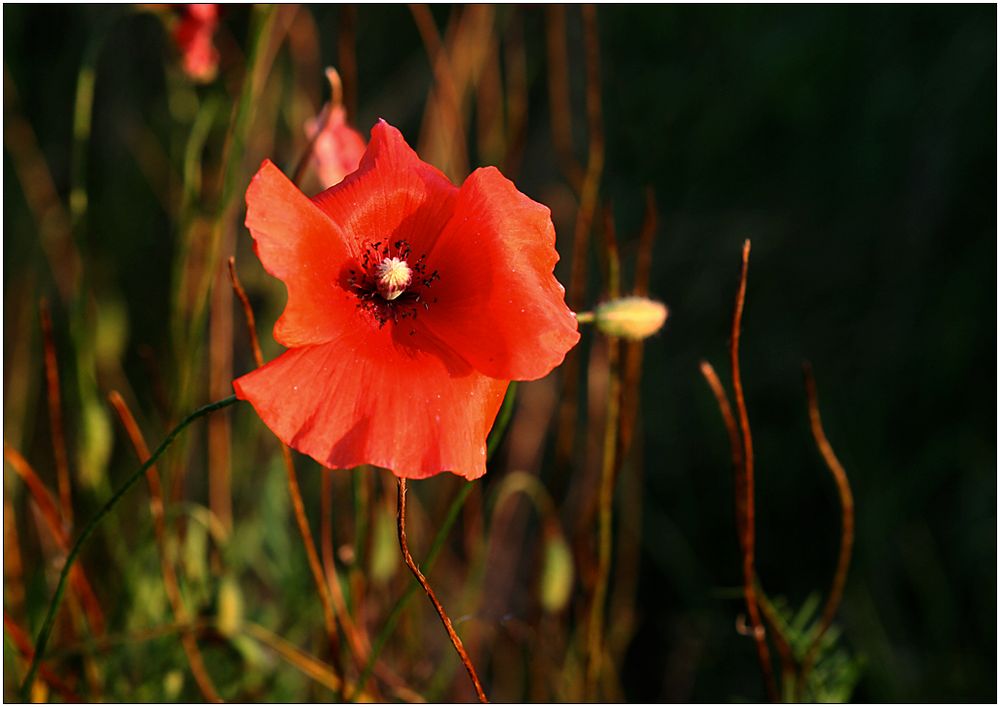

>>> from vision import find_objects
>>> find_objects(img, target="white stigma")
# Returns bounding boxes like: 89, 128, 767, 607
376, 257, 412, 300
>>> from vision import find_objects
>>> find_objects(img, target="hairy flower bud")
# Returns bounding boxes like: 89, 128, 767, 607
593, 296, 668, 340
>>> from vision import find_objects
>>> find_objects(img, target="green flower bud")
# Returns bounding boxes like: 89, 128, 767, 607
593, 296, 668, 340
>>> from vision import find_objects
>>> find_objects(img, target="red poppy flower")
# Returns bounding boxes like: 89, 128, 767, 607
173, 4, 220, 83
234, 120, 579, 480
305, 105, 366, 188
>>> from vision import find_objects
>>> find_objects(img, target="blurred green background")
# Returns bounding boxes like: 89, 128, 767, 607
4, 4, 995, 702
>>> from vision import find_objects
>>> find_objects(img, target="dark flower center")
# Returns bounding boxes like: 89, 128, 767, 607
346, 239, 439, 329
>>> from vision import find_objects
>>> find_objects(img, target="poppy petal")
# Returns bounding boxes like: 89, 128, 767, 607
422, 167, 580, 381
245, 159, 359, 347
310, 120, 457, 258
233, 324, 508, 480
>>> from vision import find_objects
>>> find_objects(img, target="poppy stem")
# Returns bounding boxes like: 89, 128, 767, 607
396, 478, 489, 703
796, 363, 855, 700
728, 240, 780, 703
350, 383, 517, 701
17, 394, 240, 702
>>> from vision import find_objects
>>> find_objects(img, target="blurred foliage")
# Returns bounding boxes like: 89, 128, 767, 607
3, 3, 996, 703
762, 593, 863, 703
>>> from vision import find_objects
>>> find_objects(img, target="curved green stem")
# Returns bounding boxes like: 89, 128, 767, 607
18, 395, 239, 701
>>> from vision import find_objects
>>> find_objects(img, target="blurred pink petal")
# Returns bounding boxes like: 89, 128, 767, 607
173, 4, 219, 83
305, 105, 367, 188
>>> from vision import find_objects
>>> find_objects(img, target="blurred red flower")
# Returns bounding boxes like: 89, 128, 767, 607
173, 4, 219, 83
306, 105, 366, 188
234, 120, 579, 479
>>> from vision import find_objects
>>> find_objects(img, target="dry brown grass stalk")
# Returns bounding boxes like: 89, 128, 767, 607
3, 443, 105, 637
39, 299, 73, 526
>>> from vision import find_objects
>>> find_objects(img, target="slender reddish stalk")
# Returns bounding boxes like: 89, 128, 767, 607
798, 364, 855, 698
699, 360, 746, 543
228, 258, 342, 670
397, 478, 488, 703
283, 445, 344, 664
702, 360, 800, 692
3, 612, 81, 702
3, 443, 105, 636
728, 240, 779, 703
4, 491, 25, 620
39, 298, 72, 526
755, 590, 798, 690
107, 391, 222, 703
228, 257, 263, 367
4, 444, 65, 542
4, 444, 103, 697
